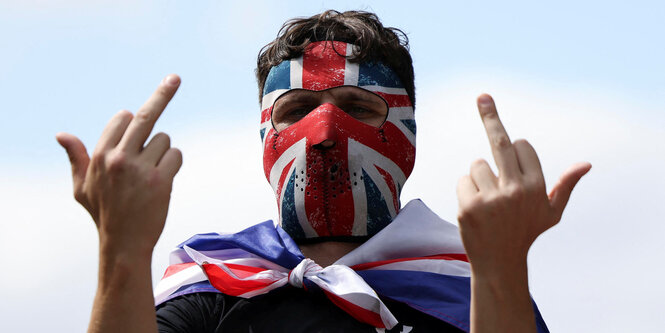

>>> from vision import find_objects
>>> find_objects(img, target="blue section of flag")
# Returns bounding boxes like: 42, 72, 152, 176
281, 168, 306, 240
359, 270, 549, 333
263, 60, 291, 96
362, 169, 392, 236
358, 270, 471, 332
259, 127, 266, 141
175, 221, 304, 268
358, 62, 404, 88
173, 281, 218, 297
400, 119, 417, 135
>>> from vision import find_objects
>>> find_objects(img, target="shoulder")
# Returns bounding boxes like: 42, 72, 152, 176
156, 290, 464, 332
156, 292, 230, 332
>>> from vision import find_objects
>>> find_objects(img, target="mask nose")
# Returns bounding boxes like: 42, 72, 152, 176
308, 103, 344, 150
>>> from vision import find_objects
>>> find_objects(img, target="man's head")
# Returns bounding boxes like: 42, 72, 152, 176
256, 10, 415, 107
256, 10, 417, 243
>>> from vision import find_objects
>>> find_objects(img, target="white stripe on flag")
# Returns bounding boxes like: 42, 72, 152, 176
308, 264, 398, 327
359, 85, 408, 96
290, 57, 303, 89
262, 88, 289, 110
344, 43, 359, 86
363, 258, 471, 277
154, 265, 207, 305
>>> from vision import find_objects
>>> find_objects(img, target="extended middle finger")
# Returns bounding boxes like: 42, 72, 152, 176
477, 94, 521, 180
118, 74, 180, 152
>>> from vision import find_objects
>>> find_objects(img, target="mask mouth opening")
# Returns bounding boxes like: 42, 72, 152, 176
270, 86, 390, 133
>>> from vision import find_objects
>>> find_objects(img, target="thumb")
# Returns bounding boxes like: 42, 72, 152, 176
56, 132, 90, 189
549, 161, 592, 221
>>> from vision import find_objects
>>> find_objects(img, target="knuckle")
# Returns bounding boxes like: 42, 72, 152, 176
158, 85, 171, 97
457, 207, 473, 223
146, 168, 164, 188
505, 183, 526, 200
90, 152, 105, 166
155, 132, 171, 146
456, 211, 468, 223
528, 178, 546, 193
171, 148, 183, 161
470, 158, 487, 169
106, 151, 129, 172
73, 188, 86, 203
459, 196, 482, 213
480, 107, 498, 119
513, 138, 530, 147
118, 109, 133, 119
457, 175, 470, 187
492, 135, 512, 149
135, 110, 152, 123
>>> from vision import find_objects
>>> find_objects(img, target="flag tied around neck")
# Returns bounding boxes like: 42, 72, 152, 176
154, 200, 550, 332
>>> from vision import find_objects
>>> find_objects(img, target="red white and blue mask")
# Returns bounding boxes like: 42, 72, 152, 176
260, 41, 416, 242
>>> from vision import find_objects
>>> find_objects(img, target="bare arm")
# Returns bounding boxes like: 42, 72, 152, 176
457, 94, 591, 333
57, 75, 183, 333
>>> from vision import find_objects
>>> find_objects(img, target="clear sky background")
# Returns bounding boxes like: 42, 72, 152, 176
1, 1, 663, 332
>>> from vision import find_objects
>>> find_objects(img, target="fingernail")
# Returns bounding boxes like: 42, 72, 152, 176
164, 75, 180, 86
478, 94, 492, 105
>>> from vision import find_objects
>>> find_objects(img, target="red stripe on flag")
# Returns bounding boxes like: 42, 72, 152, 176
225, 263, 270, 278
350, 253, 469, 271
202, 263, 277, 297
375, 92, 412, 108
323, 290, 387, 328
261, 107, 272, 123
162, 262, 197, 279
302, 41, 347, 91
374, 165, 399, 212
275, 159, 295, 212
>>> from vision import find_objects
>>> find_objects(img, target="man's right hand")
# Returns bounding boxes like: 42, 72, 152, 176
56, 74, 183, 256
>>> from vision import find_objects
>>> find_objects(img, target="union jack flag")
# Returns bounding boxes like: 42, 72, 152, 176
260, 41, 417, 239
153, 200, 550, 332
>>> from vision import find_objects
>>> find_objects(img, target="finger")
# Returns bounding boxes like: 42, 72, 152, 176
469, 159, 497, 192
118, 74, 180, 152
142, 132, 171, 165
477, 94, 520, 180
457, 174, 479, 203
513, 139, 545, 185
549, 162, 592, 221
56, 132, 90, 192
93, 110, 133, 154
157, 148, 183, 178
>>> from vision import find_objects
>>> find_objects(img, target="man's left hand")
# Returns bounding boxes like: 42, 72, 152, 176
456, 94, 591, 274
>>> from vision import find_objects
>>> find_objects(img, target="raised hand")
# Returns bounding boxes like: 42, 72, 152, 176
56, 74, 183, 255
457, 94, 590, 333
456, 94, 591, 273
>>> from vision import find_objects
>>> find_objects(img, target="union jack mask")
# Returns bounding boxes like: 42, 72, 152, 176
260, 41, 416, 241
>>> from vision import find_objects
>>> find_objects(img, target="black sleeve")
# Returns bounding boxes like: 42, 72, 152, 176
156, 292, 225, 333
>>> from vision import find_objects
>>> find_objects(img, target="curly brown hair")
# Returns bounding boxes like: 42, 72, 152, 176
256, 10, 415, 107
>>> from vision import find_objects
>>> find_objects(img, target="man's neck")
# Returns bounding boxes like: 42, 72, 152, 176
298, 241, 363, 267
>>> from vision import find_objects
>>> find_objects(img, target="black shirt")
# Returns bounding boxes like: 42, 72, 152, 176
156, 288, 464, 332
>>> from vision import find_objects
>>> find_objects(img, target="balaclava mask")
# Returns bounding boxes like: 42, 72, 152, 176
260, 41, 416, 242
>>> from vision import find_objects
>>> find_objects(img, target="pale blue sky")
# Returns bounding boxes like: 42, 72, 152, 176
1, 1, 663, 166
1, 1, 664, 332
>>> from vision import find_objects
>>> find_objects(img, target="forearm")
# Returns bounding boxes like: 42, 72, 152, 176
469, 261, 536, 333
88, 245, 157, 333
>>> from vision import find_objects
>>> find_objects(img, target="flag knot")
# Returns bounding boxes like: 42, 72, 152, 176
288, 258, 323, 288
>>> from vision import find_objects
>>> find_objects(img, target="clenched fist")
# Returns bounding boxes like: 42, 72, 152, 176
57, 74, 183, 256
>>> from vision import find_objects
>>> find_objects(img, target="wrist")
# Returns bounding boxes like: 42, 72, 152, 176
97, 249, 152, 290
97, 223, 156, 259
471, 260, 529, 297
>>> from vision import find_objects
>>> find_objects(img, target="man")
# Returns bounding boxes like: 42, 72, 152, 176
56, 10, 590, 333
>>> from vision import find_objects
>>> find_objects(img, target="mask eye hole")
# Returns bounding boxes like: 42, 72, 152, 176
271, 86, 389, 132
